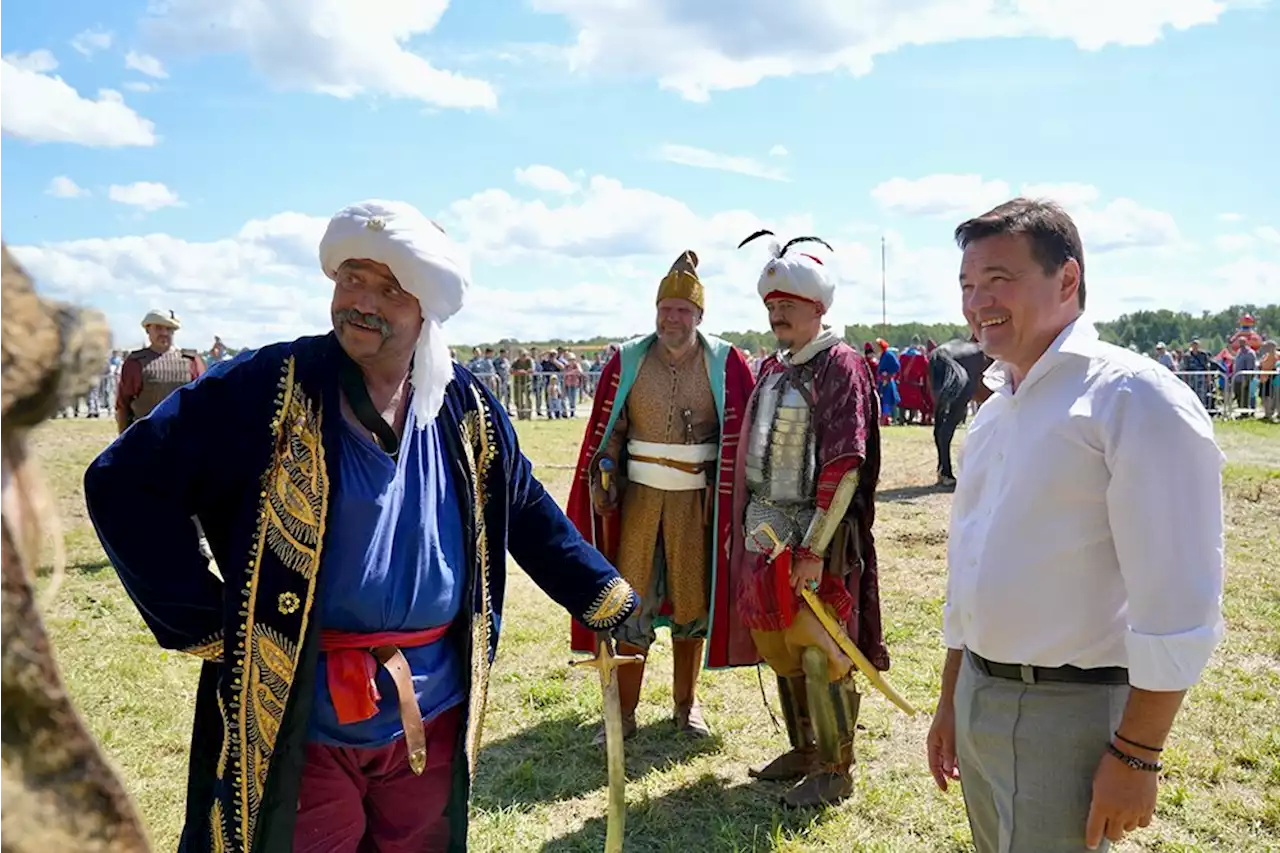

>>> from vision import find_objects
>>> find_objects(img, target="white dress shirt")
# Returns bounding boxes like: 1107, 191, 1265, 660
943, 318, 1225, 691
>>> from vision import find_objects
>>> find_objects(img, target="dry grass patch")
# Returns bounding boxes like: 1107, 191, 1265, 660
26, 416, 1278, 851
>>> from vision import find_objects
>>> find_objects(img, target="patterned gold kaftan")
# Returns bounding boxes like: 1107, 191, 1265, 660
603, 340, 719, 626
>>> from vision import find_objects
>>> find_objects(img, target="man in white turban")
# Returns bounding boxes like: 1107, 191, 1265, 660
726, 230, 890, 809
84, 199, 639, 852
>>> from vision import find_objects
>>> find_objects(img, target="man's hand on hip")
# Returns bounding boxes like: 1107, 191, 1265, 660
1085, 749, 1158, 849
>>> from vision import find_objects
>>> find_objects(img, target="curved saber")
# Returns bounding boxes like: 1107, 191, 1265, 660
570, 634, 643, 852
751, 522, 916, 717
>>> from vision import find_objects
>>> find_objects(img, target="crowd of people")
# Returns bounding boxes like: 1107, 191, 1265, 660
1147, 329, 1277, 420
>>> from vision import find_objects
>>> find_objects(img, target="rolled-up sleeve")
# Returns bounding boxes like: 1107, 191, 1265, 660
1105, 370, 1226, 691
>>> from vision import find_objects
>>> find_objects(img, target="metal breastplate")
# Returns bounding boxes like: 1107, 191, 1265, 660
743, 370, 818, 552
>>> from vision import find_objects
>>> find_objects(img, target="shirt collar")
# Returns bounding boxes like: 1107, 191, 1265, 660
983, 315, 1099, 396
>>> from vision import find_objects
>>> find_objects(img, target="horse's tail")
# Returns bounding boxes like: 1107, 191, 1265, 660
929, 346, 970, 410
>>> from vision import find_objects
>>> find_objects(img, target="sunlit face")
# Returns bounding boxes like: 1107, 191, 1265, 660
145, 324, 174, 350
959, 232, 1080, 374
331, 259, 422, 364
765, 296, 823, 350
656, 298, 701, 350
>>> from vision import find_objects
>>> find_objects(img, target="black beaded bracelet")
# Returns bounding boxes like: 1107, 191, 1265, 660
1115, 731, 1163, 752
1107, 741, 1162, 773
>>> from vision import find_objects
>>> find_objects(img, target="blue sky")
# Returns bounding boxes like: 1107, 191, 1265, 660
2, 0, 1276, 350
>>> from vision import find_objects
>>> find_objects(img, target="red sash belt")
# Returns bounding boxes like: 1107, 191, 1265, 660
321, 625, 451, 725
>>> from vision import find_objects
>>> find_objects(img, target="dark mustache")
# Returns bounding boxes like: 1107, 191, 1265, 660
335, 308, 391, 339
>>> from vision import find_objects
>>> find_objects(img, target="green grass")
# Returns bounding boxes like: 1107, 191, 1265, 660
27, 416, 1280, 852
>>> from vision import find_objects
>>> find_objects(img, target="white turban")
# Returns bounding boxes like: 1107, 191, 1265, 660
319, 199, 470, 425
739, 230, 836, 312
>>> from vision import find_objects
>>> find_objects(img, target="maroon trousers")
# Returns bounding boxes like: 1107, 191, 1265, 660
293, 704, 461, 853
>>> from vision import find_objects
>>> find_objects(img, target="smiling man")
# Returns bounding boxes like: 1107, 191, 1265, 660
725, 231, 887, 808
567, 250, 755, 743
84, 200, 638, 853
926, 198, 1226, 852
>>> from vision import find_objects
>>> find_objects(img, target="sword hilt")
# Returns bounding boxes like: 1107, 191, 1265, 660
569, 634, 643, 685
749, 521, 788, 562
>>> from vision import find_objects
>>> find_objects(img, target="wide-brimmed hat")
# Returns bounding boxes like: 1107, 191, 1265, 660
3, 244, 111, 426
141, 309, 180, 329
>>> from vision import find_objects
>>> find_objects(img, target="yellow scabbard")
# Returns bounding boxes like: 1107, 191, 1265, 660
799, 586, 917, 716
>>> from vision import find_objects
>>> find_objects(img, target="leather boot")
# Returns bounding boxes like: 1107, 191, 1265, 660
672, 638, 711, 737
593, 642, 646, 746
750, 674, 818, 782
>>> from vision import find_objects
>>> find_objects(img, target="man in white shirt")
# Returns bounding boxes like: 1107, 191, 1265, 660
925, 198, 1225, 852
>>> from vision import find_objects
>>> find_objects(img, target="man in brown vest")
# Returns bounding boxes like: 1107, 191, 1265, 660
115, 309, 206, 434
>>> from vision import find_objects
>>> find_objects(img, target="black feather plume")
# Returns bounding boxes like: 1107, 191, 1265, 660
780, 236, 834, 255
737, 229, 776, 249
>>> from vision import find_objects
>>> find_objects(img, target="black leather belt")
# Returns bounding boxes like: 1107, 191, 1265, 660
968, 650, 1129, 686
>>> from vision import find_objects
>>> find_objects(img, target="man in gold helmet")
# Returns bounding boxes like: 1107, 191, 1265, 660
567, 251, 756, 742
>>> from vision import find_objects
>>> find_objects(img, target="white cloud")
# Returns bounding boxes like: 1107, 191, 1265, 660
658, 144, 788, 182
125, 51, 169, 79
1214, 233, 1257, 253
142, 0, 497, 109
123, 81, 159, 93
1217, 212, 1244, 222
1254, 225, 1280, 245
871, 174, 1010, 218
71, 29, 114, 57
0, 55, 158, 147
46, 176, 90, 199
108, 182, 184, 211
532, 0, 1231, 100
8, 170, 1262, 351
514, 165, 579, 194
769, 144, 788, 157
871, 174, 1181, 254
3, 49, 59, 73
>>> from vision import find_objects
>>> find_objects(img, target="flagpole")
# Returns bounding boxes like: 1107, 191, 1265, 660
880, 236, 887, 335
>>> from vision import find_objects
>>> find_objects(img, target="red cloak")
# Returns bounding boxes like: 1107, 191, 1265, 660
566, 337, 757, 668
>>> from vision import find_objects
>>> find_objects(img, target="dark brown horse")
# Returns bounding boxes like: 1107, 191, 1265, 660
927, 339, 993, 487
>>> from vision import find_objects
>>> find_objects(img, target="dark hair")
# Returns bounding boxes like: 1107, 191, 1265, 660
954, 198, 1086, 310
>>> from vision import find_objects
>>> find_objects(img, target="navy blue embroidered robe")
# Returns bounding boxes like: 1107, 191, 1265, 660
84, 333, 638, 853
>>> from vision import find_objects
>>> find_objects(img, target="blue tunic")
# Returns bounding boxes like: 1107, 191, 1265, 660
308, 403, 466, 747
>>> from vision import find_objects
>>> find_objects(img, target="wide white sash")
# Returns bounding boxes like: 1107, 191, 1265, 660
626, 439, 717, 491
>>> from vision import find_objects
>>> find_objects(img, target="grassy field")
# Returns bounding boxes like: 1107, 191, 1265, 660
27, 416, 1280, 852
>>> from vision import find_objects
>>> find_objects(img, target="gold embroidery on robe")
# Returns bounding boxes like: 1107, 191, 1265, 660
209, 356, 328, 853
460, 386, 497, 778
583, 576, 635, 629
184, 632, 225, 662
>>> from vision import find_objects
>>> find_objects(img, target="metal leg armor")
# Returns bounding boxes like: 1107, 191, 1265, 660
749, 675, 818, 782
783, 646, 859, 809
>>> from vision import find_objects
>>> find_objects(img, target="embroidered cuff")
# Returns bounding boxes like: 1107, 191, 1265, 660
1125, 619, 1224, 691
183, 633, 225, 663
582, 577, 638, 630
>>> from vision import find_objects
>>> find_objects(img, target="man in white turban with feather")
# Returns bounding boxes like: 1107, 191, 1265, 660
85, 200, 638, 852
727, 230, 890, 809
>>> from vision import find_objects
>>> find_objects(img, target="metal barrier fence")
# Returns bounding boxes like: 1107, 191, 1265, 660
472, 370, 602, 420
1172, 369, 1277, 420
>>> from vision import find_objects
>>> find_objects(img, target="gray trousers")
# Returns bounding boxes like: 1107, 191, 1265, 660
955, 650, 1129, 853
